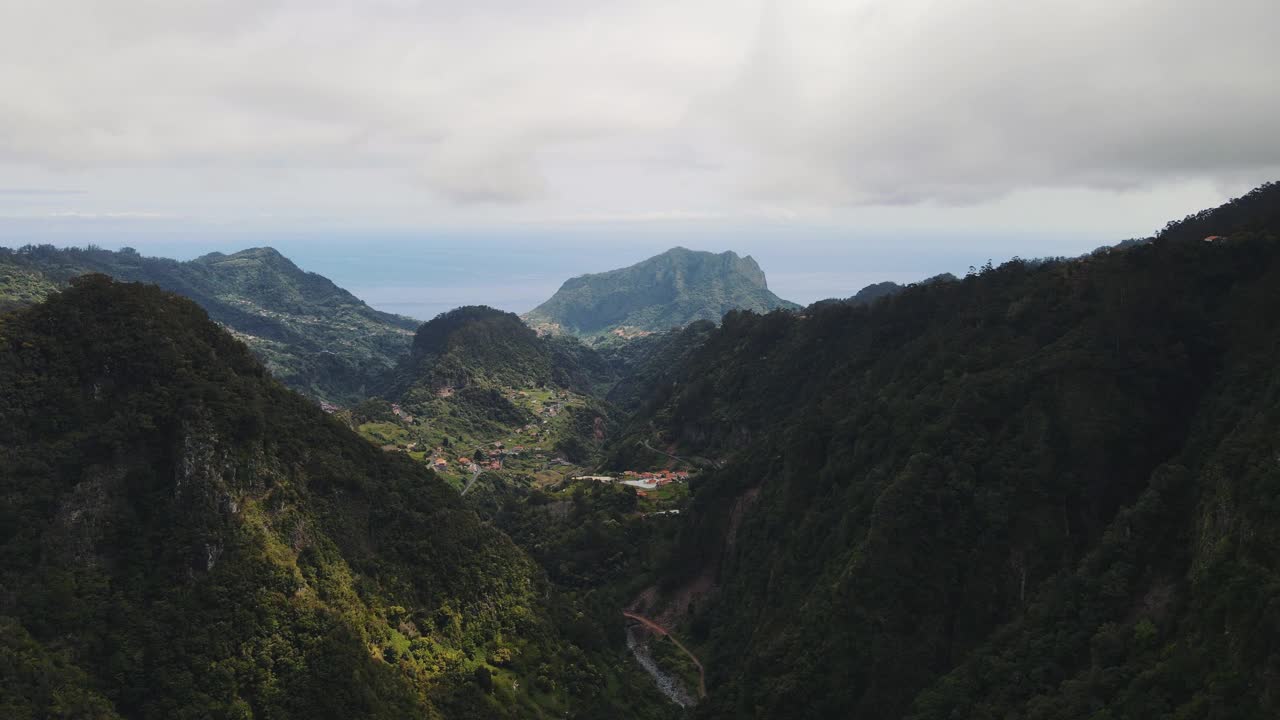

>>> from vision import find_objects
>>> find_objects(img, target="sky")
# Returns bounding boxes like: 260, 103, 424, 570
1, 0, 1277, 316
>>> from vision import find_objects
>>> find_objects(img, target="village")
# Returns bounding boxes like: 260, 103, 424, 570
428, 438, 576, 476
341, 384, 589, 475
337, 385, 695, 515
571, 469, 692, 499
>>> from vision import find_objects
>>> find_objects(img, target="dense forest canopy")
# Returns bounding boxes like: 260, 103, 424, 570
0, 276, 674, 719
0, 245, 417, 403
2, 183, 1279, 720
606, 183, 1280, 719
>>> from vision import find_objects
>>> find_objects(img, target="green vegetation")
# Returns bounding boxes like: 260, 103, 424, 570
388, 305, 619, 396
369, 305, 624, 487
609, 183, 1280, 719
0, 276, 673, 719
0, 263, 59, 314
8, 185, 1280, 719
0, 617, 121, 720
476, 481, 667, 591
598, 320, 717, 416
806, 274, 958, 313
637, 481, 689, 508
522, 247, 799, 339
650, 636, 701, 699
400, 305, 562, 390
0, 245, 417, 403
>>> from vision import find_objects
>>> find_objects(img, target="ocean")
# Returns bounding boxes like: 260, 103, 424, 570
3, 225, 1111, 320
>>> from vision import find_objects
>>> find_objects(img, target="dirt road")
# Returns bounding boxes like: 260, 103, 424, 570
622, 611, 707, 699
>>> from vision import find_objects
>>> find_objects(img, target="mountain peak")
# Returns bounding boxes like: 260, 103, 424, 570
523, 247, 796, 338
0, 243, 417, 403
234, 246, 286, 259
659, 245, 738, 259
389, 304, 565, 396
195, 246, 298, 271
412, 305, 531, 357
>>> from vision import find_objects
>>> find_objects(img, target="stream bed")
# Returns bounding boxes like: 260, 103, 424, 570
626, 626, 697, 708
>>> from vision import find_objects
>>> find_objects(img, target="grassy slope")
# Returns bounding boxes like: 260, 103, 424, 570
367, 306, 624, 488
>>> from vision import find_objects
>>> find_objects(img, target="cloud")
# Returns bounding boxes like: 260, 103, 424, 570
0, 209, 174, 220
0, 0, 1274, 216
0, 188, 85, 196
0, 0, 733, 207
711, 0, 1280, 204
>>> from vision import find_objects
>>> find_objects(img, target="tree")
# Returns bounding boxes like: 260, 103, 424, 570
473, 665, 493, 693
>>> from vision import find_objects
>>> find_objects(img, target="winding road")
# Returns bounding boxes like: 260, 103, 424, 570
460, 466, 482, 495
638, 439, 723, 470
622, 611, 707, 699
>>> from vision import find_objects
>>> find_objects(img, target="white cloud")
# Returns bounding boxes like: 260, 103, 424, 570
0, 0, 1274, 226
709, 0, 1280, 205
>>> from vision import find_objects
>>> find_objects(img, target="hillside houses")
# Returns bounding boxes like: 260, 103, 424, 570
622, 469, 689, 484
390, 403, 414, 422
571, 469, 691, 489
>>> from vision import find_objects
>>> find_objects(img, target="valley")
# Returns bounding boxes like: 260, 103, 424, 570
5, 1, 1276, 716
2, 184, 1280, 719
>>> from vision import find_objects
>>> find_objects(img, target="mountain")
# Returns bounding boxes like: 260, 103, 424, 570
359, 306, 623, 485
847, 279, 905, 305
807, 274, 960, 312
522, 247, 799, 339
604, 184, 1280, 719
393, 305, 600, 393
596, 320, 718, 415
0, 244, 417, 403
0, 276, 675, 719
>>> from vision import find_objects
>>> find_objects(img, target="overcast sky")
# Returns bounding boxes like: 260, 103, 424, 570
1, 0, 1277, 298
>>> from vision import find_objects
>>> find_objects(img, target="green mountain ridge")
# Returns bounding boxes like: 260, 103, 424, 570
394, 305, 606, 393
0, 244, 417, 403
0, 275, 674, 719
522, 247, 799, 339
359, 305, 624, 486
5, 184, 1280, 719
602, 182, 1280, 719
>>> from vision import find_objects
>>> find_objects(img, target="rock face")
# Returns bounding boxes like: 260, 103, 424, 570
523, 247, 799, 338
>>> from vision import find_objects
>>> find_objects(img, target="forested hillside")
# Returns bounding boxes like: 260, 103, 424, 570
609, 183, 1280, 719
0, 277, 673, 720
0, 245, 417, 403
389, 305, 615, 396
523, 247, 798, 339
598, 320, 718, 415
361, 306, 624, 487
7, 186, 1278, 719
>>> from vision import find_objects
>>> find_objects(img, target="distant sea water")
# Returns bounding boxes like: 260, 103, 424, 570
12, 227, 1112, 321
